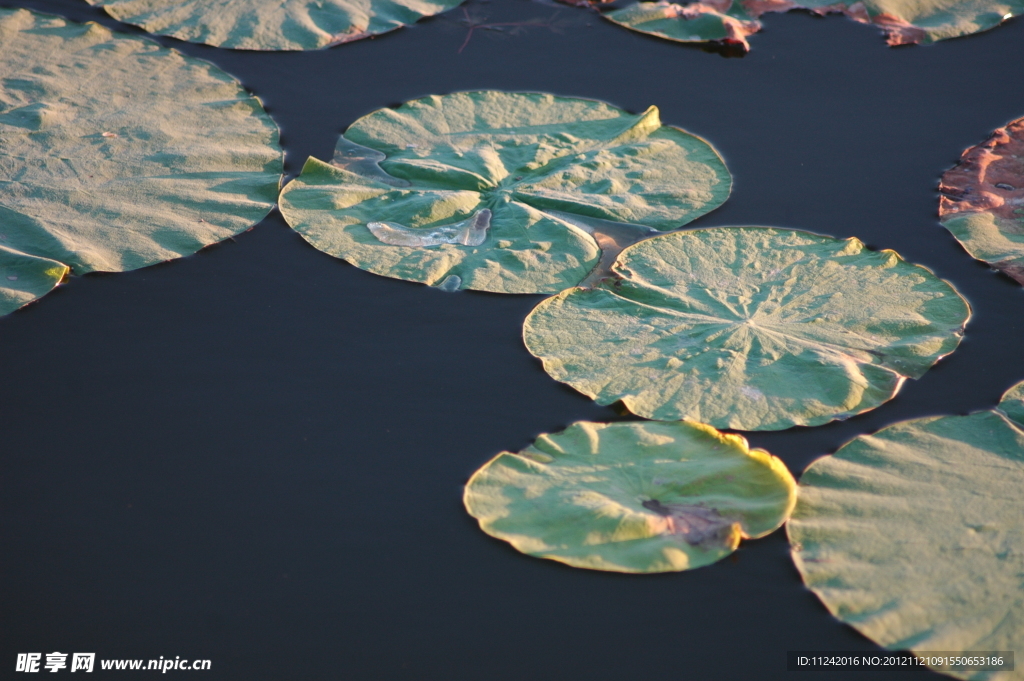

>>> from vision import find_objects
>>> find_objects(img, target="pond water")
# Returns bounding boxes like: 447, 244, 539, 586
2, 0, 1023, 677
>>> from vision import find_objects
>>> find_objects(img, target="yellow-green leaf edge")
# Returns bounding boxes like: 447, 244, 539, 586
465, 420, 797, 573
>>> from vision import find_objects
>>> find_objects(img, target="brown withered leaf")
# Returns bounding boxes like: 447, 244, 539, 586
940, 117, 1024, 285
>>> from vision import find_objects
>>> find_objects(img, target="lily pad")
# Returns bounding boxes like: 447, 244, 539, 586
605, 2, 761, 51
524, 227, 970, 431
1000, 380, 1024, 426
788, 380, 1024, 680
278, 91, 731, 294
464, 420, 796, 573
605, 0, 1023, 52
83, 0, 464, 50
940, 116, 1024, 286
0, 9, 282, 314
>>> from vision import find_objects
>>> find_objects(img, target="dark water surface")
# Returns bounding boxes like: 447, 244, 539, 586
2, 1, 1023, 678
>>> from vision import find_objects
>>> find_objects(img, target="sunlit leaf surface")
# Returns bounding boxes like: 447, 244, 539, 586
605, 2, 760, 50
605, 0, 1023, 51
788, 380, 1024, 680
0, 8, 282, 315
83, 0, 465, 50
465, 420, 796, 573
524, 227, 970, 431
279, 91, 731, 294
940, 116, 1024, 286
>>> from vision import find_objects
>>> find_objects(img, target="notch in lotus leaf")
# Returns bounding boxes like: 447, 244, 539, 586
83, 0, 467, 50
278, 91, 732, 294
602, 0, 1022, 52
940, 116, 1024, 286
0, 9, 282, 318
464, 420, 796, 573
524, 226, 971, 431
0, 247, 67, 319
788, 379, 1024, 680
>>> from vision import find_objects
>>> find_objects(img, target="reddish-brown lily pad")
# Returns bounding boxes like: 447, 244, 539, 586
940, 116, 1024, 285
602, 0, 1022, 52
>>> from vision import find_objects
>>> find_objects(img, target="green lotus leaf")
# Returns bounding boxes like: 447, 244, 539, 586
278, 91, 731, 294
524, 227, 970, 431
83, 0, 464, 50
788, 380, 1024, 680
605, 2, 761, 51
605, 0, 1023, 52
998, 380, 1024, 427
0, 8, 282, 315
0, 246, 67, 317
940, 116, 1024, 286
464, 420, 796, 573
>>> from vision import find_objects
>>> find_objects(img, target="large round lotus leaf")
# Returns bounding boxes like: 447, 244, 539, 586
940, 117, 1024, 286
0, 246, 67, 317
278, 91, 731, 294
788, 382, 1024, 680
524, 227, 970, 431
464, 420, 796, 573
605, 0, 1022, 52
83, 0, 464, 50
0, 8, 282, 287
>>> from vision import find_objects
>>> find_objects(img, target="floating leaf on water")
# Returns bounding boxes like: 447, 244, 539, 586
464, 420, 796, 573
940, 116, 1024, 286
524, 227, 970, 431
998, 379, 1024, 427
605, 2, 761, 51
605, 0, 1023, 52
82, 0, 466, 50
0, 9, 282, 316
278, 91, 732, 294
788, 379, 1024, 679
